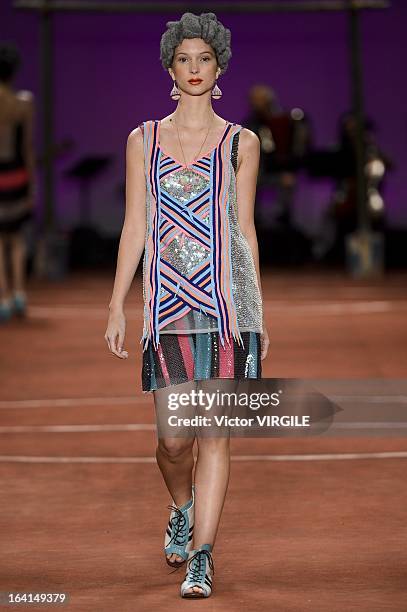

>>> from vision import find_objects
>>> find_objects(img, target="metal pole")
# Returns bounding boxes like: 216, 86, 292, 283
39, 0, 55, 233
348, 0, 370, 233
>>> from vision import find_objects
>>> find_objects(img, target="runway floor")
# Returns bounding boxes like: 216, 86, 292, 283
0, 268, 406, 611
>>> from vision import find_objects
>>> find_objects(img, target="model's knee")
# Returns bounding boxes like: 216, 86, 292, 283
157, 437, 194, 461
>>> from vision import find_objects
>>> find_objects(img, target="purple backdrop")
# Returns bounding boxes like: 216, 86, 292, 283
2, 1, 406, 234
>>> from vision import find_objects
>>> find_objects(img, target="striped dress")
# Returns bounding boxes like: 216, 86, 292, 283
139, 119, 263, 393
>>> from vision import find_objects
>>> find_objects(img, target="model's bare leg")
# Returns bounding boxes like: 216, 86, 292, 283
184, 378, 238, 595
9, 231, 26, 293
154, 380, 198, 564
0, 233, 11, 301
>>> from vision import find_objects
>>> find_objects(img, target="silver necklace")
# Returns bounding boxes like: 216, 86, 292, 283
171, 112, 216, 166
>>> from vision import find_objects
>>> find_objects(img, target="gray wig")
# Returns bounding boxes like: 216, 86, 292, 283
160, 12, 232, 76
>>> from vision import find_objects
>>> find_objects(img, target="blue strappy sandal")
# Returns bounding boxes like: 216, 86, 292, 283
180, 543, 214, 598
164, 484, 195, 568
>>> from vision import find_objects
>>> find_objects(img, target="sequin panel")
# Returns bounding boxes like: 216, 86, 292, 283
160, 167, 209, 204
228, 166, 263, 331
161, 234, 209, 276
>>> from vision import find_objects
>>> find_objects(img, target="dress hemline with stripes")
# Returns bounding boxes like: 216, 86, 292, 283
141, 330, 262, 394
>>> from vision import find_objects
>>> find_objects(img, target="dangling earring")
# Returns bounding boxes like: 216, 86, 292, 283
211, 79, 222, 100
170, 80, 181, 100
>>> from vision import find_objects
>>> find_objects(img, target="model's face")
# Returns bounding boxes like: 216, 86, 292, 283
168, 38, 220, 95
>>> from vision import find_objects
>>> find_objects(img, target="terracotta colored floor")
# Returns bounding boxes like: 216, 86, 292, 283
0, 268, 406, 611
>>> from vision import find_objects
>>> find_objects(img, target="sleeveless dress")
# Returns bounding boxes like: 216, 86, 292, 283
139, 119, 263, 394
0, 119, 32, 234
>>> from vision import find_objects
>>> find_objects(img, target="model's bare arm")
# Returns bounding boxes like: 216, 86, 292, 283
20, 92, 36, 202
235, 128, 269, 359
105, 127, 146, 357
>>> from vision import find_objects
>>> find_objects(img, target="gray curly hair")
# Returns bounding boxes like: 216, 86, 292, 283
160, 12, 232, 76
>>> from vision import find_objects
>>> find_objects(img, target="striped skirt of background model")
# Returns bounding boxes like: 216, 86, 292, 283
141, 331, 262, 394
0, 165, 32, 234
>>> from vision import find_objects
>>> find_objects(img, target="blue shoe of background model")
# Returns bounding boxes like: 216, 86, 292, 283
0, 300, 13, 323
12, 293, 27, 317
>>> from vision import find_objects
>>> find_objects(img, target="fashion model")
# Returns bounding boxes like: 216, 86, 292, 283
0, 42, 34, 322
105, 11, 269, 598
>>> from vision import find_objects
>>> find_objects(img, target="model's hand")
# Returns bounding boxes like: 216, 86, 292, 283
104, 309, 129, 359
260, 325, 269, 360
